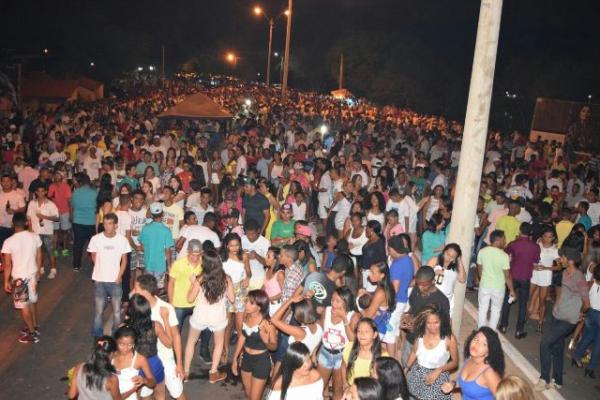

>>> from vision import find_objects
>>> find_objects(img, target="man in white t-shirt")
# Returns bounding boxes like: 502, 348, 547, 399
134, 274, 188, 399
0, 174, 27, 247
27, 186, 59, 279
241, 219, 271, 290
586, 188, 600, 226
175, 211, 221, 258
2, 212, 43, 343
88, 213, 131, 338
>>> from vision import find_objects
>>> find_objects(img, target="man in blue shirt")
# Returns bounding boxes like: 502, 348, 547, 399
387, 235, 415, 357
70, 173, 98, 271
138, 202, 174, 291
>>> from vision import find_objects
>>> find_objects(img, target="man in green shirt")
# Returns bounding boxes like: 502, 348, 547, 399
476, 229, 516, 329
495, 199, 522, 245
270, 203, 296, 246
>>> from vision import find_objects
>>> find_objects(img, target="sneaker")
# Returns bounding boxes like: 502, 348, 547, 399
19, 326, 40, 336
73, 266, 81, 272
548, 379, 562, 390
18, 331, 40, 344
48, 269, 57, 279
208, 370, 227, 383
39, 268, 45, 276
62, 249, 71, 257
533, 379, 548, 391
53, 249, 60, 257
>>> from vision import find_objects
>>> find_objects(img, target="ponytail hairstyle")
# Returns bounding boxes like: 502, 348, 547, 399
371, 262, 396, 312
82, 336, 116, 391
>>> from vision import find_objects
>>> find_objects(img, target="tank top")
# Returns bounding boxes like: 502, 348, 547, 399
271, 164, 283, 180
264, 270, 283, 298
113, 352, 139, 400
76, 367, 112, 400
458, 364, 494, 400
190, 286, 227, 328
322, 307, 354, 351
366, 211, 385, 226
348, 227, 368, 256
223, 258, 246, 284
242, 321, 268, 351
288, 324, 323, 354
415, 337, 450, 369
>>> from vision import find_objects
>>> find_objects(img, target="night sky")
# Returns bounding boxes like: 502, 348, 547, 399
1, 0, 599, 127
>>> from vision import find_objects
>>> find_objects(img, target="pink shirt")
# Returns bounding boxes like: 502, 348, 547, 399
48, 182, 72, 214
17, 166, 39, 195
485, 208, 508, 243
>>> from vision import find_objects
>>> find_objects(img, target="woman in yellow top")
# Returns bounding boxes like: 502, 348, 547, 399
258, 178, 280, 240
341, 318, 386, 388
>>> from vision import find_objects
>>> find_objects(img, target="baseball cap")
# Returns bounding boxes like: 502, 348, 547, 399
388, 235, 409, 254
150, 202, 164, 215
243, 177, 256, 186
281, 203, 293, 213
187, 239, 202, 254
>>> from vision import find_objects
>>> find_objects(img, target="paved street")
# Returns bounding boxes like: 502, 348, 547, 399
1, 256, 599, 399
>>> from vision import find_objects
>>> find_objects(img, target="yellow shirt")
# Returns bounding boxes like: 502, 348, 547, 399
342, 342, 388, 384
495, 215, 521, 245
556, 220, 574, 249
66, 143, 79, 162
169, 257, 202, 308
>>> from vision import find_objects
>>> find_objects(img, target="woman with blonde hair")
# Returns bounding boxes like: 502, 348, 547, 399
495, 375, 534, 400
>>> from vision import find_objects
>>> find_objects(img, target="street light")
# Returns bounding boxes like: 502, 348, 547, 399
138, 66, 143, 71
226, 52, 237, 67
149, 65, 155, 71
89, 61, 95, 67
43, 48, 49, 54
252, 5, 275, 87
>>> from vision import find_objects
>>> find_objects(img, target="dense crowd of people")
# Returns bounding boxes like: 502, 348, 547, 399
1, 76, 599, 400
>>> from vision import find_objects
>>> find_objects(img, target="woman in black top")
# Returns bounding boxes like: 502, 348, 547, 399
360, 220, 387, 286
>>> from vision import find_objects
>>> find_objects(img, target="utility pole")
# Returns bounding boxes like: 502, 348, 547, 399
281, 0, 293, 103
161, 45, 166, 84
16, 63, 22, 107
267, 18, 274, 86
448, 0, 504, 335
338, 53, 344, 90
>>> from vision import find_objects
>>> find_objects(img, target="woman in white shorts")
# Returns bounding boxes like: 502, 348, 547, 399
184, 251, 234, 383
528, 227, 560, 333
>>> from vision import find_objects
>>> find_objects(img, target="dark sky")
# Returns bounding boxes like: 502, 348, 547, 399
1, 0, 599, 126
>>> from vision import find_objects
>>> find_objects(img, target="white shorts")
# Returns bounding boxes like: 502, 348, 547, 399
381, 302, 406, 344
531, 269, 552, 287
318, 196, 331, 219
53, 213, 72, 230
13, 276, 38, 309
140, 356, 184, 398
189, 317, 228, 333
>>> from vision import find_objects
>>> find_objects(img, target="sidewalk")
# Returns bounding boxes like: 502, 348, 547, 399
457, 301, 563, 400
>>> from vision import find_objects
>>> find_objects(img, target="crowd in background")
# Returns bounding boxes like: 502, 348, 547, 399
1, 76, 599, 399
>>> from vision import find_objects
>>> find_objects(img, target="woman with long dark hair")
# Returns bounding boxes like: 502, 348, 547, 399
342, 377, 383, 400
366, 192, 386, 227
405, 305, 458, 400
374, 356, 410, 400
421, 212, 447, 266
427, 243, 466, 310
360, 220, 387, 291
442, 327, 504, 399
232, 290, 278, 400
360, 262, 396, 354
68, 336, 121, 399
293, 239, 318, 275
184, 250, 234, 383
268, 342, 324, 400
341, 318, 385, 388
126, 294, 167, 399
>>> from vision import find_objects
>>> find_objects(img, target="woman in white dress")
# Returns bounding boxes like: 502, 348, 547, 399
528, 227, 560, 333
268, 342, 324, 400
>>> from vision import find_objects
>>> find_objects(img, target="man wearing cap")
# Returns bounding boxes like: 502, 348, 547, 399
138, 202, 174, 290
270, 203, 296, 246
168, 239, 203, 331
242, 177, 270, 235
176, 211, 221, 259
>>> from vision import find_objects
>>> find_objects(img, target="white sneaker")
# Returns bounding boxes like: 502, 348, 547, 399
533, 379, 548, 391
548, 379, 562, 390
48, 269, 57, 279
39, 268, 45, 276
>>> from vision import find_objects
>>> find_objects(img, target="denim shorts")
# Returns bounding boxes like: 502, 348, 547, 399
317, 346, 343, 369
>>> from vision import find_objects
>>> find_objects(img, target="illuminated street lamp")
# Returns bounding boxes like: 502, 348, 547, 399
253, 6, 263, 15
43, 48, 49, 54
253, 5, 275, 86
89, 61, 95, 67
149, 65, 155, 71
226, 52, 237, 67
138, 66, 143, 71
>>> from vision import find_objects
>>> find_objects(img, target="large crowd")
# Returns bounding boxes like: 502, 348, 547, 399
1, 76, 599, 400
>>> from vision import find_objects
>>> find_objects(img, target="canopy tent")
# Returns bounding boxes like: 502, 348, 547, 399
158, 92, 232, 120
330, 88, 353, 100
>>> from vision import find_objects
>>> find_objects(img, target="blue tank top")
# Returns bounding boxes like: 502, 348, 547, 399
458, 364, 494, 400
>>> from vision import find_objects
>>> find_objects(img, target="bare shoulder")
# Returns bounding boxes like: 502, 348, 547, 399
308, 369, 322, 383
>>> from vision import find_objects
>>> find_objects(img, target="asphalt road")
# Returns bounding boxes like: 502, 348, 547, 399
1, 255, 599, 400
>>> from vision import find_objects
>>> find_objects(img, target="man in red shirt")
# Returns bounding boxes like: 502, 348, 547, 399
47, 170, 72, 256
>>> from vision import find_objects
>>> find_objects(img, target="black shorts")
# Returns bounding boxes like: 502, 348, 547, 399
240, 351, 272, 380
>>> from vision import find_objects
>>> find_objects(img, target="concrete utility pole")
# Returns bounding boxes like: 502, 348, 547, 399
266, 18, 274, 86
448, 0, 504, 335
281, 0, 293, 103
339, 53, 344, 90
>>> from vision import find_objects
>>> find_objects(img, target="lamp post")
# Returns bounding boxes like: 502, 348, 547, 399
253, 6, 275, 86
281, 0, 293, 103
226, 52, 237, 68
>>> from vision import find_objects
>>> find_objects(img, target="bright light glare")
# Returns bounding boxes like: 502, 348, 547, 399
253, 6, 262, 15
245, 99, 252, 106
138, 67, 143, 71
274, 52, 279, 57
284, 9, 290, 16
43, 48, 48, 54
320, 125, 328, 135
90, 62, 95, 67
149, 66, 155, 71
226, 52, 236, 63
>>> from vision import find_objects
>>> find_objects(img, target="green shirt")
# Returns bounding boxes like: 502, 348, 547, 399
477, 246, 509, 290
270, 219, 296, 241
495, 215, 521, 245
139, 221, 174, 272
